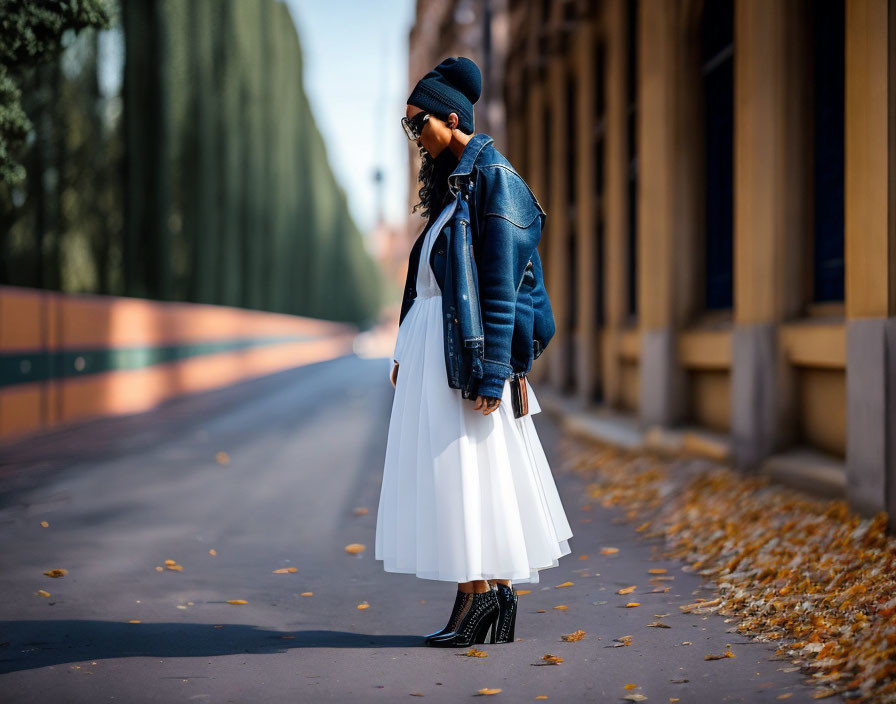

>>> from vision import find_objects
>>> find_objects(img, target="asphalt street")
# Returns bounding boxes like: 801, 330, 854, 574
0, 354, 842, 703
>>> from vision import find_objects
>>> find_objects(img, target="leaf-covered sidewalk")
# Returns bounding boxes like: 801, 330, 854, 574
561, 433, 896, 704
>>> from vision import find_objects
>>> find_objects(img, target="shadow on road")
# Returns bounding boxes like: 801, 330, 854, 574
0, 620, 421, 674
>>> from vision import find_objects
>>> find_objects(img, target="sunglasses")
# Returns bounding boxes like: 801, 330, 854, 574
401, 112, 431, 141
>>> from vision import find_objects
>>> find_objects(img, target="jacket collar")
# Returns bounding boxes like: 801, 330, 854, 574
447, 133, 494, 193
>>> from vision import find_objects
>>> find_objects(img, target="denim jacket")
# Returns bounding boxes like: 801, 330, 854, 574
397, 133, 556, 400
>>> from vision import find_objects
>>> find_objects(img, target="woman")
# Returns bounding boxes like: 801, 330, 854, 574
374, 56, 573, 648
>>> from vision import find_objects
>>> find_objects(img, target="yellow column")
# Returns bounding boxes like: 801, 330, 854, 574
844, 0, 896, 519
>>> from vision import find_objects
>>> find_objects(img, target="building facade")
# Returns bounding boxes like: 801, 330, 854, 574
407, 0, 895, 525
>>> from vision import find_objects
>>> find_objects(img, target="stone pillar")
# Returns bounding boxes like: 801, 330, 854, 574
730, 0, 810, 467
572, 20, 600, 406
601, 0, 630, 409
844, 0, 896, 519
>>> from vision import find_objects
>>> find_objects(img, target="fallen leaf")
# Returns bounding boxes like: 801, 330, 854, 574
460, 647, 488, 657
43, 568, 67, 578
552, 605, 568, 610
776, 695, 793, 700
624, 683, 638, 689
600, 547, 619, 555
622, 694, 647, 701
625, 602, 640, 608
357, 602, 370, 610
226, 599, 247, 605
272, 567, 298, 574
476, 688, 501, 695
344, 543, 366, 554
648, 568, 667, 574
536, 609, 546, 613
516, 589, 532, 595
535, 697, 548, 701
617, 585, 637, 595
216, 451, 229, 464
36, 590, 50, 597
555, 581, 574, 588
300, 591, 313, 597
705, 649, 734, 660
560, 629, 586, 642
534, 654, 563, 666
209, 549, 216, 556
578, 555, 589, 560
647, 621, 671, 628
40, 521, 49, 528
352, 507, 368, 516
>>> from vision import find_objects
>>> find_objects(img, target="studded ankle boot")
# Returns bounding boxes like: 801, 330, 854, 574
493, 583, 518, 643
425, 589, 499, 647
423, 589, 473, 643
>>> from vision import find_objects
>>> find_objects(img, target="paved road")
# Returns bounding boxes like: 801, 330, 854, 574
0, 354, 839, 703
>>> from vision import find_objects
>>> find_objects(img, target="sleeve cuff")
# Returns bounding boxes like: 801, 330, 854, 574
476, 358, 513, 399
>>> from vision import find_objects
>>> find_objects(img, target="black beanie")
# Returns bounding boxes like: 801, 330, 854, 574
407, 56, 482, 134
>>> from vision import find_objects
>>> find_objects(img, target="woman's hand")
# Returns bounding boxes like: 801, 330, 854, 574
390, 362, 399, 388
474, 395, 501, 415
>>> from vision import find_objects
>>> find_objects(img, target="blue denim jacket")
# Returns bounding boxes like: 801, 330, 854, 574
398, 133, 556, 400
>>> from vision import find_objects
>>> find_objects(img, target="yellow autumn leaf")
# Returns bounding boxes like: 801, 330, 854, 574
516, 589, 532, 595
462, 647, 487, 657
154, 566, 163, 571
648, 568, 667, 574
624, 683, 638, 690
560, 629, 586, 641
37, 590, 50, 597
552, 605, 568, 610
357, 602, 369, 610
43, 568, 67, 578
344, 543, 366, 554
600, 547, 619, 555
165, 563, 183, 571
476, 688, 501, 695
226, 599, 248, 605
578, 555, 589, 560
40, 521, 49, 527
535, 697, 548, 701
617, 585, 637, 594
272, 567, 298, 573
555, 581, 574, 588
625, 602, 640, 607
536, 609, 546, 613
209, 548, 216, 556
300, 591, 313, 597
540, 653, 563, 665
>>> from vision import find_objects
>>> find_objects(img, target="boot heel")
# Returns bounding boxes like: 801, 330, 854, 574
494, 583, 518, 644
473, 610, 498, 644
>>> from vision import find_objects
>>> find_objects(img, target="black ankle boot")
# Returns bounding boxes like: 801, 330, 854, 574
425, 589, 499, 647
493, 583, 518, 643
423, 589, 473, 643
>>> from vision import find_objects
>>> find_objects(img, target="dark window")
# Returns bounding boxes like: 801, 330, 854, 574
701, 0, 734, 310
594, 39, 606, 330
811, 0, 845, 302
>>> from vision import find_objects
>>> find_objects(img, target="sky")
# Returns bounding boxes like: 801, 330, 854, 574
284, 0, 417, 236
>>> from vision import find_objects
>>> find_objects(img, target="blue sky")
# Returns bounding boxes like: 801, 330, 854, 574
284, 0, 417, 236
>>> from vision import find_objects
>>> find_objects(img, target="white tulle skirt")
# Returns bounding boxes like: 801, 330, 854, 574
375, 291, 573, 584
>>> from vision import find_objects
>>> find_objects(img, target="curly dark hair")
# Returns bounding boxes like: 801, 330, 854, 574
411, 144, 439, 221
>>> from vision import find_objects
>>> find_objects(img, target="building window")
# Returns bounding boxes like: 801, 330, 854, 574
700, 0, 734, 310
811, 0, 845, 303
594, 38, 606, 332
